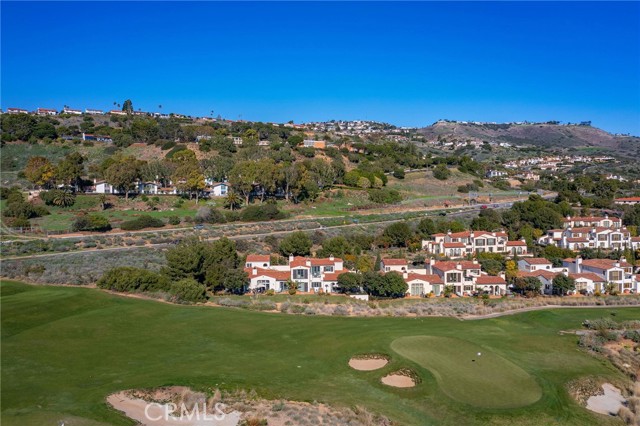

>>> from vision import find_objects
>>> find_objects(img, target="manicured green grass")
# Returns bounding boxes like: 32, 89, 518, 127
1, 280, 634, 426
391, 336, 542, 408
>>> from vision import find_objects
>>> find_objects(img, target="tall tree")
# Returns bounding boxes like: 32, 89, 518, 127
104, 157, 142, 200
122, 99, 134, 114
24, 156, 55, 188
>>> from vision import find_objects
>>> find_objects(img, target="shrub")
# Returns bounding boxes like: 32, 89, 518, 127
368, 188, 402, 204
433, 164, 451, 180
195, 207, 226, 224
97, 267, 170, 292
168, 215, 181, 225
120, 215, 165, 231
72, 214, 112, 232
240, 204, 288, 222
170, 278, 207, 303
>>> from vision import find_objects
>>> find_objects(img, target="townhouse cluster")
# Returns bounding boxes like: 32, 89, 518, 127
517, 256, 639, 295
243, 255, 508, 297
538, 215, 640, 251
421, 230, 529, 258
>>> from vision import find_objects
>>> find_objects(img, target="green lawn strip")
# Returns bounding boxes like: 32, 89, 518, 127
1, 280, 633, 426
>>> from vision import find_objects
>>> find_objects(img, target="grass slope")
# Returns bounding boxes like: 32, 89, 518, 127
1, 280, 634, 426
391, 336, 542, 408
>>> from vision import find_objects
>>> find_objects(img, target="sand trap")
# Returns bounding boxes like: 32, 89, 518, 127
586, 383, 626, 416
349, 356, 389, 371
381, 374, 416, 388
107, 391, 241, 425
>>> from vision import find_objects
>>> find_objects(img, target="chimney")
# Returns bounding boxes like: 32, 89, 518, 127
329, 254, 334, 261
447, 229, 452, 235
456, 262, 462, 270
306, 259, 311, 267
403, 271, 408, 279
252, 267, 257, 276
576, 256, 582, 273
289, 254, 294, 264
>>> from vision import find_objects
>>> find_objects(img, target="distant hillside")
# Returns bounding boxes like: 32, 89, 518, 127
419, 122, 640, 157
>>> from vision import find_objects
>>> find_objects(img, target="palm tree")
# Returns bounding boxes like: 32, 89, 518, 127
52, 190, 76, 207
224, 192, 242, 211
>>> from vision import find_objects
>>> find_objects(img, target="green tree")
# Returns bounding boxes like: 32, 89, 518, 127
513, 277, 542, 297
122, 99, 134, 114
222, 268, 249, 294
382, 222, 412, 247
337, 272, 362, 294
104, 156, 142, 200
56, 153, 85, 189
552, 274, 575, 296
417, 218, 436, 237
278, 231, 312, 256
362, 271, 407, 298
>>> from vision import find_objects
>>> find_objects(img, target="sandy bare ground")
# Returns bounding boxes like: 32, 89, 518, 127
107, 391, 241, 426
381, 374, 416, 388
349, 357, 388, 371
585, 383, 626, 416
108, 387, 392, 426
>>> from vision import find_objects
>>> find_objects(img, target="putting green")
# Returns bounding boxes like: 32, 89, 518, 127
391, 336, 542, 409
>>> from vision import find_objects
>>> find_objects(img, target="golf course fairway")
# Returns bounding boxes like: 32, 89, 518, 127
391, 336, 543, 408
2, 280, 636, 426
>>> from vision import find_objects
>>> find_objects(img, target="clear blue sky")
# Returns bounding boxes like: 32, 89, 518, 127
2, 1, 639, 134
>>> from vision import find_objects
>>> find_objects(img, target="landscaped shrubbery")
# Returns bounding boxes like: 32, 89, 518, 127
97, 266, 170, 292
39, 189, 76, 207
71, 214, 112, 232
120, 215, 165, 230
2, 191, 49, 220
170, 278, 207, 303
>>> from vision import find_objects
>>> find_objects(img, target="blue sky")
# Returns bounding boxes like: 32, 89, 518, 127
2, 1, 639, 134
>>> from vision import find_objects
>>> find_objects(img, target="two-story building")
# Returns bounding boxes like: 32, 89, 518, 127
563, 257, 637, 293
422, 230, 527, 258
244, 255, 347, 294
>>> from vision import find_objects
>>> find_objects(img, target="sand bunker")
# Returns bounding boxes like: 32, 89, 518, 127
107, 391, 241, 426
586, 383, 626, 416
349, 356, 389, 371
381, 374, 416, 388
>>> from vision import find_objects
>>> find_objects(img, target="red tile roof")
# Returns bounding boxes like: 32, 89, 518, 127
581, 259, 632, 270
405, 273, 443, 284
570, 273, 605, 282
246, 255, 270, 263
615, 197, 640, 202
475, 275, 507, 285
289, 256, 342, 268
523, 258, 552, 265
245, 268, 290, 281
443, 242, 465, 248
506, 240, 527, 246
432, 261, 479, 271
381, 258, 408, 266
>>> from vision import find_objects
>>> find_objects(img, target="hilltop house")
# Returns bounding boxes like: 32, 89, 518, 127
85, 109, 104, 115
7, 107, 28, 114
36, 108, 58, 116
63, 107, 82, 115
615, 197, 640, 206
